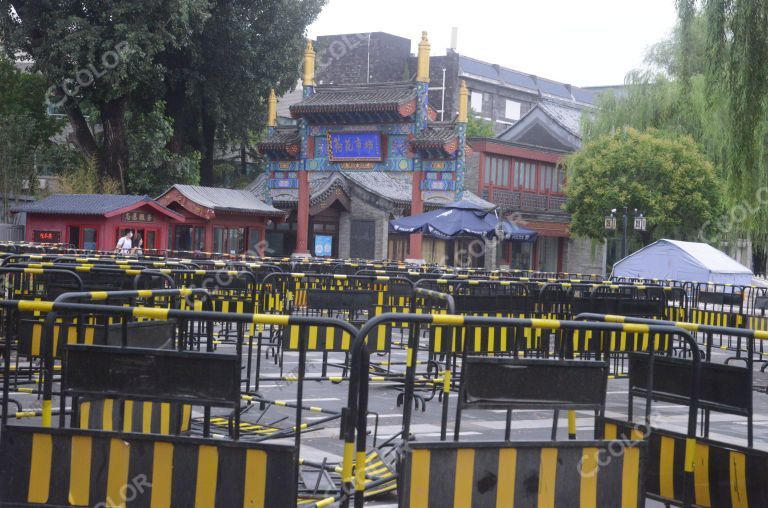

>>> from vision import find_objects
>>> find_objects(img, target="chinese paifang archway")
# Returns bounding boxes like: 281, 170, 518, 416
258, 32, 470, 261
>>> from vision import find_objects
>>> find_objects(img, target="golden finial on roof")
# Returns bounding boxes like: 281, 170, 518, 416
267, 88, 277, 127
416, 31, 431, 83
303, 39, 316, 86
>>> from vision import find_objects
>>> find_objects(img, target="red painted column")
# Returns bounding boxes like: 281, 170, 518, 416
295, 171, 310, 255
409, 170, 424, 259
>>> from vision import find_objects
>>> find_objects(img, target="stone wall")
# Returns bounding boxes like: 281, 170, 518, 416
338, 185, 394, 259
565, 237, 605, 276
464, 150, 481, 195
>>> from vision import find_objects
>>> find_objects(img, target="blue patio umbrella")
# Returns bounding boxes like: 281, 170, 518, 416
496, 218, 538, 242
389, 199, 537, 241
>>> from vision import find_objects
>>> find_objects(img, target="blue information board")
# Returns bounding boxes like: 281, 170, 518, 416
327, 132, 383, 161
314, 234, 333, 257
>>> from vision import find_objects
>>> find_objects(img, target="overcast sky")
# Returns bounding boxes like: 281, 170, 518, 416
307, 0, 678, 87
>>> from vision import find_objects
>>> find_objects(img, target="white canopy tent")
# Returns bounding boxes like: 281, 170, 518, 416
611, 239, 753, 285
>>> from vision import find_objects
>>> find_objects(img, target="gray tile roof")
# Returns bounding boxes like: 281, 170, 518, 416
246, 172, 340, 205
458, 55, 597, 106
277, 87, 304, 118
290, 82, 416, 116
248, 171, 487, 209
258, 128, 300, 149
245, 173, 268, 196
341, 171, 412, 204
170, 184, 285, 216
12, 194, 151, 215
539, 101, 585, 138
411, 123, 458, 148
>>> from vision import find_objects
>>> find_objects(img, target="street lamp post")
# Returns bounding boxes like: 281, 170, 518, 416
605, 207, 645, 260
622, 206, 628, 259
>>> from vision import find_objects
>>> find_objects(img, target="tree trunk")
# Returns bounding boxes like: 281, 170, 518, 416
66, 105, 99, 164
753, 245, 767, 276
99, 98, 129, 192
200, 106, 216, 186
165, 83, 188, 154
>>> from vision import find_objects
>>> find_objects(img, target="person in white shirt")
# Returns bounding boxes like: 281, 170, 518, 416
115, 231, 133, 254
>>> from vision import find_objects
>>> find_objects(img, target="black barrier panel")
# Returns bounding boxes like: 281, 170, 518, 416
628, 353, 751, 416
65, 345, 239, 405
401, 440, 645, 508
698, 291, 742, 307
461, 357, 608, 410
306, 289, 377, 311
604, 418, 768, 507
0, 425, 296, 507
103, 321, 174, 348
453, 294, 529, 314
755, 295, 768, 311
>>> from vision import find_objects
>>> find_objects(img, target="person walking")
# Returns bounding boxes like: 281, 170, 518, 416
115, 230, 133, 254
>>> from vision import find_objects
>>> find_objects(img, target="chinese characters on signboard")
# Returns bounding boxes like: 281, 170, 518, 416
122, 212, 154, 223
327, 132, 383, 162
33, 230, 61, 243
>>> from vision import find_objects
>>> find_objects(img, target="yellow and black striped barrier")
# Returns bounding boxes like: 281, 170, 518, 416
401, 439, 644, 507
605, 418, 767, 508
0, 425, 296, 507
77, 398, 192, 435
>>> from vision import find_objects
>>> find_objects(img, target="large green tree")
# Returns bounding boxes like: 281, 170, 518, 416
0, 1, 211, 191
565, 128, 724, 244
0, 57, 62, 219
159, 0, 325, 185
0, 1, 324, 191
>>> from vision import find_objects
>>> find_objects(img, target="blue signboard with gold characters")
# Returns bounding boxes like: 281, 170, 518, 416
327, 132, 383, 162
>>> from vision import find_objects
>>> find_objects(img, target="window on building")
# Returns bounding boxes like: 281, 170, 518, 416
470, 91, 484, 113
505, 99, 521, 121
514, 160, 536, 191
539, 163, 566, 193
174, 226, 205, 252
484, 156, 510, 187
248, 227, 261, 253
213, 226, 246, 254
83, 228, 97, 251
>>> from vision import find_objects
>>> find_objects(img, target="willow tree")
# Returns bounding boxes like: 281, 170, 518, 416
695, 0, 768, 248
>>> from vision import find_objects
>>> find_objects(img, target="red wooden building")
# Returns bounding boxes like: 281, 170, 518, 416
15, 194, 184, 252
155, 184, 286, 255
467, 100, 604, 274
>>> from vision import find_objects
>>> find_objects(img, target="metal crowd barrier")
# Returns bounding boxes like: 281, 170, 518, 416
342, 314, 701, 507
